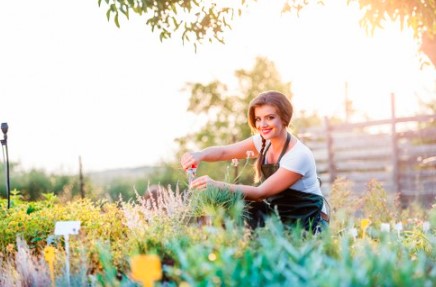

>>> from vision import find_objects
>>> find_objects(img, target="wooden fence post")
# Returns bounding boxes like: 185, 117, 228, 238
325, 117, 336, 185
79, 156, 85, 199
390, 93, 400, 196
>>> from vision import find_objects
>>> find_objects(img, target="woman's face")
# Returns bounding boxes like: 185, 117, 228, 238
254, 104, 284, 140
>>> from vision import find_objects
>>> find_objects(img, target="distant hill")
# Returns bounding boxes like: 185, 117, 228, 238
87, 165, 159, 185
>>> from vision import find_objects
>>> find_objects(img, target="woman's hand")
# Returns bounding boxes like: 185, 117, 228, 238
181, 152, 201, 170
190, 175, 216, 190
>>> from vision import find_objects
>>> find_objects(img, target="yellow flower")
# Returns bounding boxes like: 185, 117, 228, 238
44, 246, 56, 287
6, 244, 14, 253
44, 246, 56, 264
360, 218, 371, 239
130, 254, 162, 287
179, 282, 190, 287
208, 252, 217, 261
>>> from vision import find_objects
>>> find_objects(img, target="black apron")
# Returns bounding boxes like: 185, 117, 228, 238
247, 133, 324, 232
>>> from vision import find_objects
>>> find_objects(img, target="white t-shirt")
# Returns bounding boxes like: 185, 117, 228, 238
252, 133, 323, 197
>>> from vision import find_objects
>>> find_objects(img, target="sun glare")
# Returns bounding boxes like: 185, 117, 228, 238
230, 0, 436, 121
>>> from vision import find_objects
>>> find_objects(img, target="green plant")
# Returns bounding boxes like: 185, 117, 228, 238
188, 186, 247, 221
328, 177, 357, 233
1, 182, 436, 286
360, 179, 399, 226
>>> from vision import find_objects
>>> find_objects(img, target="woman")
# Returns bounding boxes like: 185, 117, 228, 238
181, 91, 328, 232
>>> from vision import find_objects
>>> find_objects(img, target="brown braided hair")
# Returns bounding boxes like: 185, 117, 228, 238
247, 91, 293, 183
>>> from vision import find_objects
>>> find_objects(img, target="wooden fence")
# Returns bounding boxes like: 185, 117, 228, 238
298, 97, 436, 206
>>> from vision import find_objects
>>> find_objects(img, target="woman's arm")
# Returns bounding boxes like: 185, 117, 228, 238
181, 137, 258, 170
191, 167, 302, 201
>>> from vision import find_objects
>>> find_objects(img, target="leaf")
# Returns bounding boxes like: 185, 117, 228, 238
115, 12, 120, 28
120, 4, 129, 20
31, 236, 42, 243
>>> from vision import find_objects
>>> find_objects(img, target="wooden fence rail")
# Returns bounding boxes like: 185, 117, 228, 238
298, 95, 436, 206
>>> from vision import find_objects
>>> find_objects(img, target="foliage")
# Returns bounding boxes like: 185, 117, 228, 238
105, 178, 146, 202
98, 0, 250, 49
346, 0, 436, 36
188, 186, 247, 222
292, 110, 323, 132
166, 216, 436, 287
0, 237, 51, 286
346, 0, 436, 65
1, 180, 436, 286
328, 177, 358, 232
0, 164, 92, 201
0, 193, 130, 274
146, 163, 188, 193
359, 179, 400, 224
99, 0, 436, 64
99, 0, 436, 42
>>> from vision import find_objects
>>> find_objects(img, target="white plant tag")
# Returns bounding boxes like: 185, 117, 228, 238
54, 221, 81, 236
380, 223, 390, 232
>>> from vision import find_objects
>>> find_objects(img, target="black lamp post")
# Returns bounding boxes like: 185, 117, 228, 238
1, 123, 10, 209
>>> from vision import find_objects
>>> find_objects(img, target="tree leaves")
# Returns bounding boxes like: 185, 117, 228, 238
99, 0, 250, 47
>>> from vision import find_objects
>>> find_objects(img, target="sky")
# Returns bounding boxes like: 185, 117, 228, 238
1, 0, 435, 174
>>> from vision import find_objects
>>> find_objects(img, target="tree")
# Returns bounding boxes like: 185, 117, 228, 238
345, 0, 436, 66
100, 0, 436, 64
346, 0, 436, 35
98, 0, 249, 49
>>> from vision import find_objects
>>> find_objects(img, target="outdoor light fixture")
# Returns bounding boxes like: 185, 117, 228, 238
1, 122, 10, 209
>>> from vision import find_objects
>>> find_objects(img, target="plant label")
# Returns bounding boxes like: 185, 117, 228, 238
54, 221, 81, 236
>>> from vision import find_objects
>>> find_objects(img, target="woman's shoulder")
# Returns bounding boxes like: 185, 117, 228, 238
283, 138, 312, 160
251, 134, 268, 152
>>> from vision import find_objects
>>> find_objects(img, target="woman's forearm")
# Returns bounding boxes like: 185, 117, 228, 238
199, 138, 257, 162
198, 146, 229, 162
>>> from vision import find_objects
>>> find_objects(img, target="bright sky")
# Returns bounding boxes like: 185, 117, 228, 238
1, 0, 435, 173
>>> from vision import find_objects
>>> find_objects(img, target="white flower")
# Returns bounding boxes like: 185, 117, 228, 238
246, 150, 255, 158
349, 228, 358, 239
423, 221, 430, 233
231, 158, 239, 167
380, 223, 390, 232
395, 222, 403, 237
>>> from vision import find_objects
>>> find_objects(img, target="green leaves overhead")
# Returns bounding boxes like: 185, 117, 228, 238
99, 0, 251, 46
347, 0, 436, 37
99, 0, 436, 55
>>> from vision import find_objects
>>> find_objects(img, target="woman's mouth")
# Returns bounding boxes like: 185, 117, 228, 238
261, 128, 272, 136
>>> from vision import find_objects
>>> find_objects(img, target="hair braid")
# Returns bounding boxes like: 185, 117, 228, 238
255, 136, 266, 183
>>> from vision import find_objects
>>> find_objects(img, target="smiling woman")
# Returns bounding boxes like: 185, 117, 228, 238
181, 91, 329, 232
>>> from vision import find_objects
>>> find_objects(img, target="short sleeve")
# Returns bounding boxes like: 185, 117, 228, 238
279, 141, 313, 176
252, 134, 263, 152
